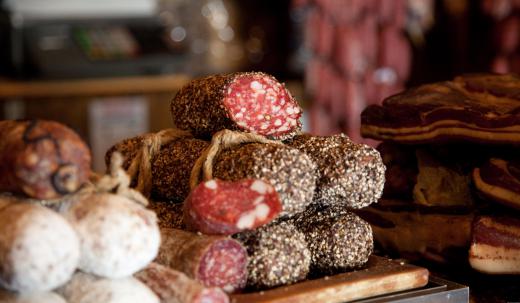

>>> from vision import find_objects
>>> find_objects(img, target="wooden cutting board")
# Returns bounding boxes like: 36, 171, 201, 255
230, 256, 429, 303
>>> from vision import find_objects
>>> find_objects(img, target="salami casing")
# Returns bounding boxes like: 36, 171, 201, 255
0, 201, 80, 293
170, 72, 302, 140
286, 133, 385, 208
184, 179, 282, 235
292, 204, 373, 275
157, 228, 248, 292
135, 262, 229, 303
0, 120, 91, 199
234, 221, 311, 290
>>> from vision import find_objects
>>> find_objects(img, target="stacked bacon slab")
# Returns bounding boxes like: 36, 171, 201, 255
360, 73, 520, 274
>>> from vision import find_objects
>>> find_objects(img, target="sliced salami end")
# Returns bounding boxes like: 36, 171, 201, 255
198, 239, 248, 292
223, 73, 302, 138
184, 179, 282, 235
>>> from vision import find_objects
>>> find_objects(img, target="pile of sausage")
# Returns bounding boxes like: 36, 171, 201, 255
298, 0, 414, 141
107, 72, 387, 295
0, 120, 228, 303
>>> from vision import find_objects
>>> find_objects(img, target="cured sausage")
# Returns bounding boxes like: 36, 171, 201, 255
61, 192, 160, 278
286, 133, 385, 208
234, 221, 311, 290
292, 204, 373, 275
170, 72, 302, 140
157, 228, 248, 293
0, 120, 91, 199
184, 179, 282, 235
0, 200, 79, 293
135, 262, 229, 303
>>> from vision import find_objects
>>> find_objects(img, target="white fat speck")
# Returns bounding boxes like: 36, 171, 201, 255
293, 107, 300, 114
285, 107, 294, 115
223, 285, 234, 292
241, 107, 246, 112
257, 114, 264, 120
251, 180, 268, 194
274, 119, 282, 126
227, 88, 232, 95
236, 212, 256, 229
255, 203, 270, 220
278, 125, 289, 132
250, 81, 262, 90
235, 112, 243, 119
205, 180, 218, 190
290, 119, 298, 126
253, 196, 264, 205
280, 99, 286, 105
260, 124, 269, 130
237, 121, 249, 128
272, 106, 281, 112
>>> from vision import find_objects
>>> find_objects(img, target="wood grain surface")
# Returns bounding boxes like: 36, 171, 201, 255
230, 256, 429, 303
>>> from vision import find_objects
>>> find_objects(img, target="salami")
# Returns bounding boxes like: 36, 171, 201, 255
292, 204, 373, 275
184, 179, 282, 235
170, 72, 302, 140
157, 228, 248, 292
58, 272, 159, 303
286, 133, 385, 209
0, 120, 91, 199
108, 136, 317, 216
61, 192, 160, 278
234, 221, 311, 290
0, 200, 80, 293
135, 262, 229, 303
148, 201, 186, 229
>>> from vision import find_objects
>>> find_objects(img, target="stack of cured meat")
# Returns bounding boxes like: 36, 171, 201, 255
0, 120, 173, 303
300, 0, 415, 141
107, 71, 387, 295
360, 73, 520, 274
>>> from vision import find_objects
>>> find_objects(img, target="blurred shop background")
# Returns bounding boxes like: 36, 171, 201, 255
0, 0, 518, 170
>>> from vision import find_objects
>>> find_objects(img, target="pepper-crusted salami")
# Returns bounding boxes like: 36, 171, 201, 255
170, 72, 302, 140
286, 133, 385, 208
157, 228, 248, 293
234, 221, 311, 290
0, 201, 80, 293
108, 137, 317, 216
292, 204, 374, 275
148, 201, 186, 229
135, 262, 229, 303
184, 179, 282, 235
0, 120, 91, 199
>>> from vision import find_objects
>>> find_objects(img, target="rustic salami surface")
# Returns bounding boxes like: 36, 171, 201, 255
184, 179, 282, 235
135, 263, 229, 303
234, 221, 311, 290
170, 72, 302, 140
286, 133, 385, 209
148, 201, 186, 229
0, 120, 91, 199
292, 204, 374, 275
157, 228, 248, 293
108, 137, 317, 216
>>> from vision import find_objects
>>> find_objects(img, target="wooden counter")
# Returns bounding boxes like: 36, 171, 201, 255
0, 74, 191, 99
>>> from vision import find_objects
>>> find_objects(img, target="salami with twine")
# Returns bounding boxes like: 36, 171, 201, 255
170, 72, 302, 140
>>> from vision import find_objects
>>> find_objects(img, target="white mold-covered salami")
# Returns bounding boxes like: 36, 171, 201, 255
0, 290, 66, 303
62, 192, 160, 278
0, 202, 80, 293
57, 272, 159, 303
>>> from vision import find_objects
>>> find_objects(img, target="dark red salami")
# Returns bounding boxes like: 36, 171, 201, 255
171, 72, 302, 140
0, 120, 91, 199
184, 179, 282, 235
157, 228, 248, 293
135, 262, 229, 303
